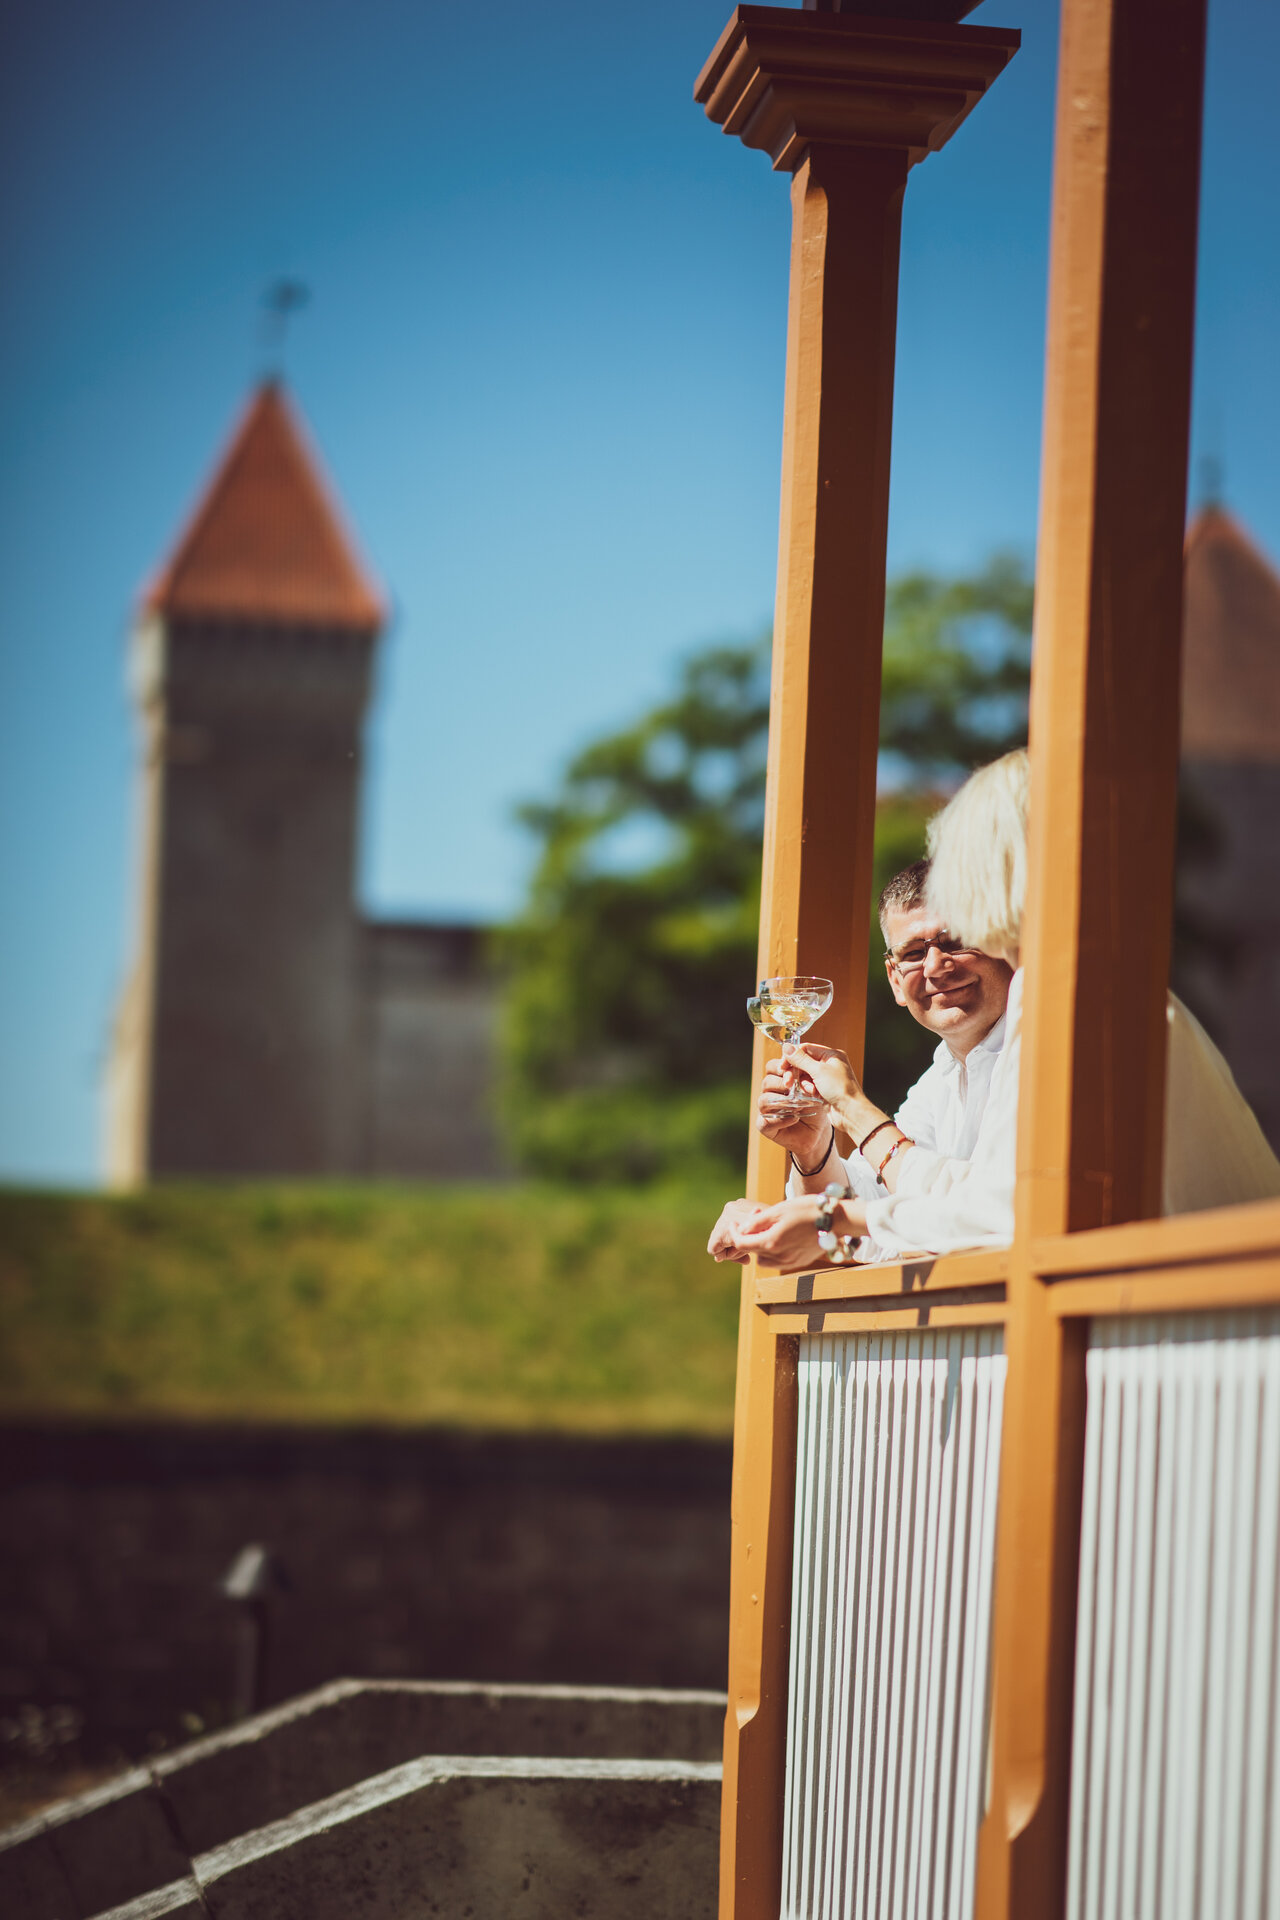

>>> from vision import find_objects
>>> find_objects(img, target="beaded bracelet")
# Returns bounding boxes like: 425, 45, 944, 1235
815, 1181, 859, 1265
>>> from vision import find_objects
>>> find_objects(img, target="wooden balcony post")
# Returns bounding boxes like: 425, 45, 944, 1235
978, 0, 1208, 1912
695, 11, 1018, 1914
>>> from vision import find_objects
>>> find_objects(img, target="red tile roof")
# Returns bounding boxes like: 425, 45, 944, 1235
1182, 506, 1280, 762
144, 383, 384, 630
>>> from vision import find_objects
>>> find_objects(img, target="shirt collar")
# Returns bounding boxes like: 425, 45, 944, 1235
933, 1008, 1009, 1075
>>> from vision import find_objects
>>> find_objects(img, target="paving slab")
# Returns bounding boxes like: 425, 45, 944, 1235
3, 1680, 727, 1915
194, 1754, 722, 1920
0, 1809, 79, 1920
92, 1877, 207, 1920
39, 1766, 190, 1916
155, 1678, 725, 1856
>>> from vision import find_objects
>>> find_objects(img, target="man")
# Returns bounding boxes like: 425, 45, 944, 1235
725, 749, 1280, 1269
707, 859, 1012, 1264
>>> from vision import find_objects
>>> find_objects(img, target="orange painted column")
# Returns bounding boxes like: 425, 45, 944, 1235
696, 11, 1018, 1915
720, 136, 913, 1920
978, 0, 1207, 1913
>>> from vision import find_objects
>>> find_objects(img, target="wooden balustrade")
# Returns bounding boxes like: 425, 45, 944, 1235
695, 13, 1018, 1912
695, 2, 1279, 1917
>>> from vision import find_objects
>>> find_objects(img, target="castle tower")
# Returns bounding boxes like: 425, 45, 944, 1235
1176, 504, 1280, 1152
106, 383, 384, 1183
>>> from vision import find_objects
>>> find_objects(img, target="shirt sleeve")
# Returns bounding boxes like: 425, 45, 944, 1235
891, 1061, 944, 1154
861, 1027, 1020, 1257
845, 1057, 958, 1206
786, 1149, 880, 1205
786, 1150, 892, 1265
786, 1055, 959, 1262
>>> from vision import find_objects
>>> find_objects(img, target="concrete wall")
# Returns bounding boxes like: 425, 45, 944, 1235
0, 1424, 731, 1768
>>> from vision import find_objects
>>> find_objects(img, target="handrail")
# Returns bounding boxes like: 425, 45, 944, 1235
746, 1201, 1280, 1301
1031, 1194, 1280, 1278
754, 1245, 1010, 1306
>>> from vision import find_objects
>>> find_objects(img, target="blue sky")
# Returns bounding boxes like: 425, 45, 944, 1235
1, 0, 1277, 1185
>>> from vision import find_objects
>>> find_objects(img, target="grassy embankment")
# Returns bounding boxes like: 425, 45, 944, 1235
0, 1182, 740, 1435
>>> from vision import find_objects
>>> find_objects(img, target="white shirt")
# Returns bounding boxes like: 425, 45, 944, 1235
788, 1007, 1008, 1261
859, 970, 1280, 1259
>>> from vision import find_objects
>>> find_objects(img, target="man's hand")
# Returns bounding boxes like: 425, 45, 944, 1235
756, 1059, 829, 1161
706, 1197, 766, 1264
729, 1193, 868, 1268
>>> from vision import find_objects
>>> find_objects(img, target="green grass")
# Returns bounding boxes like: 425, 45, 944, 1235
0, 1182, 742, 1435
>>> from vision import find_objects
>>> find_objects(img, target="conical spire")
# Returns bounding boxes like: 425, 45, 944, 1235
144, 383, 383, 631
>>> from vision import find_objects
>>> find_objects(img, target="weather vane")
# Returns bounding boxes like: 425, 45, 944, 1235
259, 279, 311, 377
1197, 452, 1224, 510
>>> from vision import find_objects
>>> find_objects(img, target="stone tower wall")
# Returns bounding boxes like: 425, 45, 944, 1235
1175, 760, 1280, 1155
137, 617, 375, 1177
105, 385, 511, 1185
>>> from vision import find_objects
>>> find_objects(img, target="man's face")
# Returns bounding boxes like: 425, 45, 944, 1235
880, 904, 1012, 1053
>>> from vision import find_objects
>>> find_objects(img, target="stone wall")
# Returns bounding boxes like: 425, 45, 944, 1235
1176, 760, 1280, 1153
106, 600, 512, 1183
109, 617, 377, 1183
0, 1424, 731, 1766
362, 922, 506, 1177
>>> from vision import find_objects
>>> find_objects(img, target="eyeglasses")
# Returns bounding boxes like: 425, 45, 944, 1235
885, 933, 978, 975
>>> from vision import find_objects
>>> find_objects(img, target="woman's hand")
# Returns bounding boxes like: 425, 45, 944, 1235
787, 1044, 865, 1111
756, 1059, 830, 1161
729, 1193, 868, 1269
706, 1197, 767, 1264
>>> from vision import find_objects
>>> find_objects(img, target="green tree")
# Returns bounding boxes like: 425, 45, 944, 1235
499, 642, 770, 1183
867, 553, 1034, 1107
501, 555, 1034, 1181
878, 552, 1033, 777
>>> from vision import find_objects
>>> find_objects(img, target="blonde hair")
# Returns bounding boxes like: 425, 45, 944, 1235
924, 748, 1029, 963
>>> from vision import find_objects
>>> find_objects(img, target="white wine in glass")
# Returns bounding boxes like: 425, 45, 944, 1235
758, 975, 833, 1108
746, 995, 789, 1045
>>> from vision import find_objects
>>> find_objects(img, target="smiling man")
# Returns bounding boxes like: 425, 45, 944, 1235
707, 859, 1012, 1264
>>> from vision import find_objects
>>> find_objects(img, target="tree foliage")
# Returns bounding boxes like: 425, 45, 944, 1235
866, 554, 1035, 1106
500, 555, 1035, 1182
878, 552, 1033, 776
499, 644, 770, 1182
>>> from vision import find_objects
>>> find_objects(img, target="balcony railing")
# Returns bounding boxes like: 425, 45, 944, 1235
695, 1, 1276, 1915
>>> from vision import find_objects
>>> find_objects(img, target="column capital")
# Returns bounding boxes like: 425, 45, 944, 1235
695, 4, 1019, 172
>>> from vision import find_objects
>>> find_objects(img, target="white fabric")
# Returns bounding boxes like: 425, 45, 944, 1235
860, 970, 1280, 1259
787, 1008, 1008, 1262
1161, 990, 1280, 1214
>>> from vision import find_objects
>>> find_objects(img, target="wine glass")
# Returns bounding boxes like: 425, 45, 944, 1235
750, 975, 833, 1110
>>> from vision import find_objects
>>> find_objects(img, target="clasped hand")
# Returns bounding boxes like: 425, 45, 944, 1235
705, 1191, 869, 1268
703, 1045, 871, 1268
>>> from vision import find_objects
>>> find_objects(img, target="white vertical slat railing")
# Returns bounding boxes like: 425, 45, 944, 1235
781, 1327, 1007, 1920
1066, 1309, 1280, 1920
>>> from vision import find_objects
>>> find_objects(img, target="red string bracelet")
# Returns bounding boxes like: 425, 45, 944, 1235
874, 1133, 914, 1181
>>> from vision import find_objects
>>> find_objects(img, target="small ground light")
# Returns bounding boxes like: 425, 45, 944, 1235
218, 1544, 290, 1722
